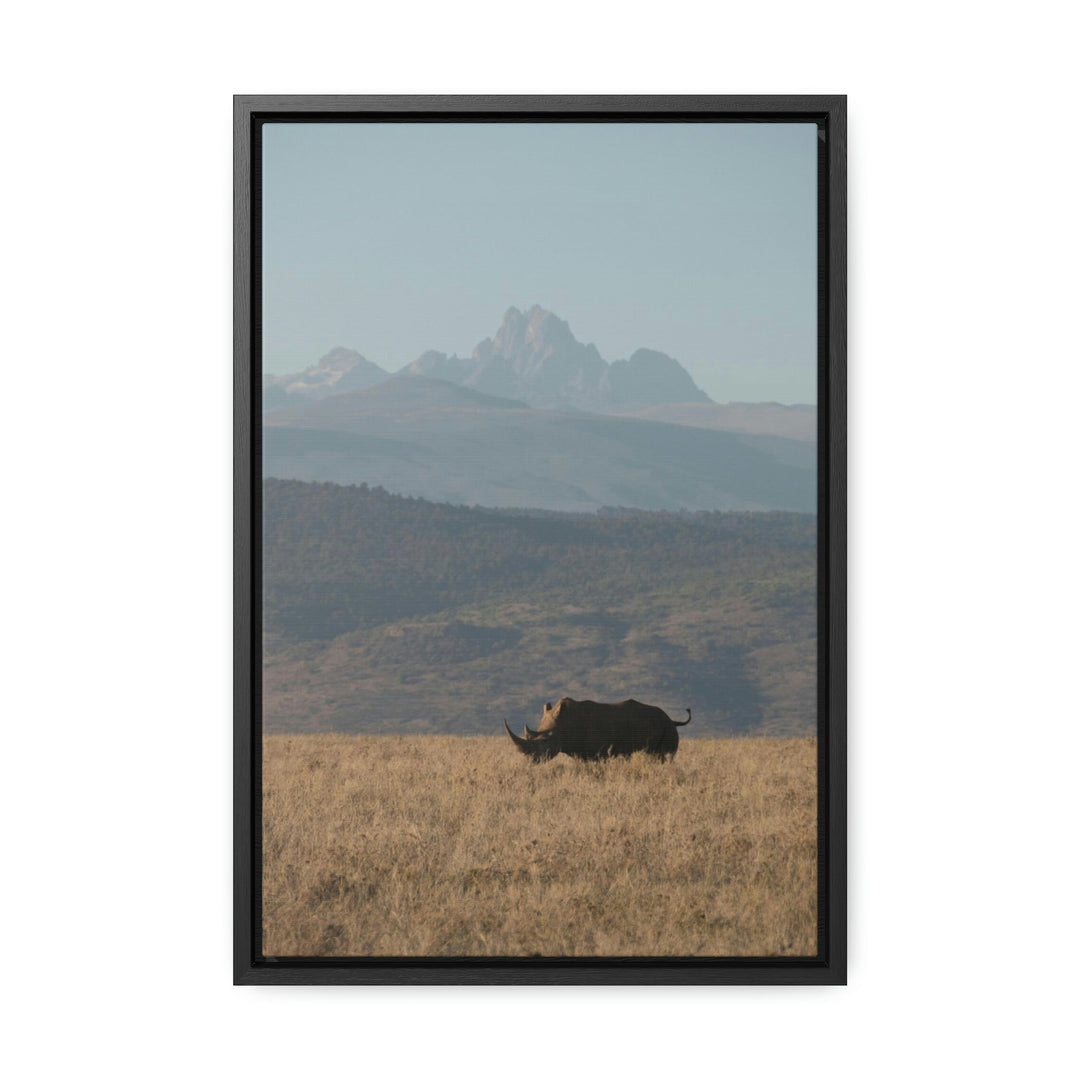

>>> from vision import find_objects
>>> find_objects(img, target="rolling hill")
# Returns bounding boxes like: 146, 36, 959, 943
617, 401, 817, 442
263, 374, 815, 513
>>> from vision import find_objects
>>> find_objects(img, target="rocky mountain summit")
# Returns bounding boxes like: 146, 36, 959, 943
261, 307, 815, 513
406, 305, 711, 412
265, 306, 712, 414
264, 347, 390, 410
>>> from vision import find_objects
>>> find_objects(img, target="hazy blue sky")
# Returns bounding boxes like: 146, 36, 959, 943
263, 122, 817, 403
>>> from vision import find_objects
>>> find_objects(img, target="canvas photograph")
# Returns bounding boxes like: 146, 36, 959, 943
238, 100, 844, 977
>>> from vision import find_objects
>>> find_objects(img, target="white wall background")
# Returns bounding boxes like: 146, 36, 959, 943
3, 2, 1076, 1076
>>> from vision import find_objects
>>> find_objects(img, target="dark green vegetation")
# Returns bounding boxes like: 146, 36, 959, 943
263, 479, 816, 737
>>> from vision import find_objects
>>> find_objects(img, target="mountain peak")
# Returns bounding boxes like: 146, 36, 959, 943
523, 304, 558, 324
316, 346, 368, 372
264, 347, 390, 411
526, 305, 575, 346
267, 306, 712, 416
490, 304, 577, 363
608, 348, 711, 407
429, 305, 708, 411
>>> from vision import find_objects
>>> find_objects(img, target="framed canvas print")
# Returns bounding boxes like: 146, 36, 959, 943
234, 95, 846, 985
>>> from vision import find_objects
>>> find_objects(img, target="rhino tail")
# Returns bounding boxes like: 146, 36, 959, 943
673, 708, 692, 726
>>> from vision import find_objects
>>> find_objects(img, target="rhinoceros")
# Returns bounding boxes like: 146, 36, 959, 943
504, 697, 691, 761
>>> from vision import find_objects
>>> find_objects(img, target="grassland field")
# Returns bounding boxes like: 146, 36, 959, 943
263, 733, 818, 958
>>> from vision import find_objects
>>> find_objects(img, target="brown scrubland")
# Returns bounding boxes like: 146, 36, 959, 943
262, 734, 817, 958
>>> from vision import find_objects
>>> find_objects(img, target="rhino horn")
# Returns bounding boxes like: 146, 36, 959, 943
506, 719, 558, 760
505, 719, 532, 753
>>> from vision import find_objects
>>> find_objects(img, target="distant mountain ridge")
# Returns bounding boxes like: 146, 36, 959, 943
408, 305, 710, 411
261, 307, 816, 513
265, 305, 713, 414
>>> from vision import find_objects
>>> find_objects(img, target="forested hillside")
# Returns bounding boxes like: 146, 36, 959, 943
262, 478, 817, 736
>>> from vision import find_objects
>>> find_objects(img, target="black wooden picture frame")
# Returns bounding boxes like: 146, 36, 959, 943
234, 94, 846, 985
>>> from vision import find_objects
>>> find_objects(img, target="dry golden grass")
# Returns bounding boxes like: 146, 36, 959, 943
262, 734, 817, 957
